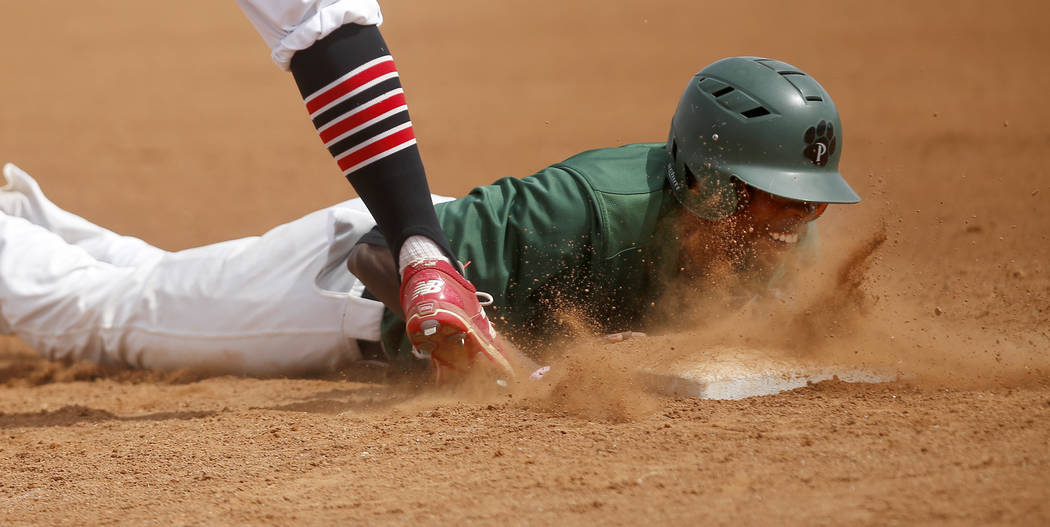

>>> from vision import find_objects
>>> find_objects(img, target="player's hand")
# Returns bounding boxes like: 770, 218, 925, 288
487, 334, 550, 387
347, 242, 402, 317
602, 331, 647, 344
495, 333, 549, 381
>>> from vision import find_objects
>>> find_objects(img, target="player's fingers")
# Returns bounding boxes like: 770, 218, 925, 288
529, 366, 551, 381
602, 331, 647, 343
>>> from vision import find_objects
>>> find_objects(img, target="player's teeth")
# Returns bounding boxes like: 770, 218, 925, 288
768, 232, 798, 244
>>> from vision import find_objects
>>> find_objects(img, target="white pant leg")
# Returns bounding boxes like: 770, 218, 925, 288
119, 206, 388, 375
0, 213, 140, 362
236, 0, 383, 70
0, 163, 165, 268
0, 203, 388, 376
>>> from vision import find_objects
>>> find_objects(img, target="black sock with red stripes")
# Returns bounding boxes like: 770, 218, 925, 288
289, 23, 453, 266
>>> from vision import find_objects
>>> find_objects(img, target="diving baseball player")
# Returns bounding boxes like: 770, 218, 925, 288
236, 2, 514, 378
0, 58, 858, 380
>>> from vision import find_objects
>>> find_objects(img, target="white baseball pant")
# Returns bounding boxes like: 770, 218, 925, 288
236, 0, 383, 70
0, 164, 457, 376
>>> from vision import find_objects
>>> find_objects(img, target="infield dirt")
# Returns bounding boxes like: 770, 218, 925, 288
2, 1, 1049, 524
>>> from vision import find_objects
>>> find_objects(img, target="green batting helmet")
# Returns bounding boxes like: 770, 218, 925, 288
666, 57, 860, 220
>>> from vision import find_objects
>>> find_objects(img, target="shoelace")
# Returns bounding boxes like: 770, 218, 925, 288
460, 261, 494, 307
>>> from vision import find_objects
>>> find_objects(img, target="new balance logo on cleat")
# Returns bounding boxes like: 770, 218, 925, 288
411, 279, 444, 298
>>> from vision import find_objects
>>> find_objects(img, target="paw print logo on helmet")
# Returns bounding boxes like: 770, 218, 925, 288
803, 120, 837, 167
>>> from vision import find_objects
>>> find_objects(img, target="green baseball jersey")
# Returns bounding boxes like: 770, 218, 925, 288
380, 142, 816, 363
381, 142, 680, 361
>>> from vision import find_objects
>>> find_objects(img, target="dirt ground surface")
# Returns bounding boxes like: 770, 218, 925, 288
2, 1, 1049, 525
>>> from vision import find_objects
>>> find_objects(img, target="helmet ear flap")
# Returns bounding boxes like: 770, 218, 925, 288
669, 155, 741, 221
698, 166, 741, 220
670, 138, 697, 191
680, 161, 698, 194
666, 79, 741, 220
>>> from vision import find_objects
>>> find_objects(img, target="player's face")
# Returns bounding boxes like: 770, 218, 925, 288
675, 183, 828, 279
732, 185, 827, 251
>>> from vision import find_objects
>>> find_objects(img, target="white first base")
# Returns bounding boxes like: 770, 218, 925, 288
640, 346, 896, 400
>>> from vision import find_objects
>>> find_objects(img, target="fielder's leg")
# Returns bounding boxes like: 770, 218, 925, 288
237, 2, 516, 381
287, 23, 454, 268
236, 1, 451, 266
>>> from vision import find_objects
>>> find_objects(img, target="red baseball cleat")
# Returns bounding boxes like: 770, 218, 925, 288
400, 259, 517, 383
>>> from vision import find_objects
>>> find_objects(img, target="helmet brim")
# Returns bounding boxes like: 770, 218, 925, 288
728, 165, 861, 204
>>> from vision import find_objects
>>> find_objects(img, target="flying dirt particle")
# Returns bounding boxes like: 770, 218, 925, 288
1002, 121, 1009, 127
934, 307, 944, 316
1032, 190, 1040, 197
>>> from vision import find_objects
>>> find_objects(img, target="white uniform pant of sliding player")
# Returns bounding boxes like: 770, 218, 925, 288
236, 0, 383, 70
0, 164, 453, 376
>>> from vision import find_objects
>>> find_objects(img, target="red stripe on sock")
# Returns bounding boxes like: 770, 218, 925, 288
318, 92, 407, 145
306, 59, 398, 115
337, 127, 416, 173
